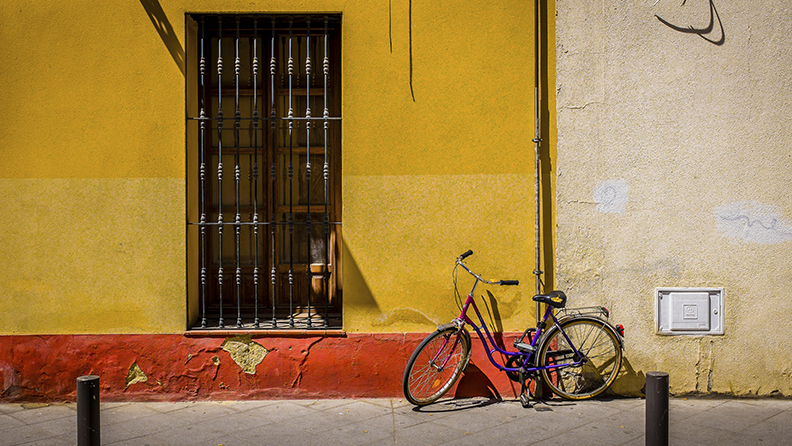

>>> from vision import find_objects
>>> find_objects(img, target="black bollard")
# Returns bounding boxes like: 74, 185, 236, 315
646, 371, 669, 446
77, 375, 100, 446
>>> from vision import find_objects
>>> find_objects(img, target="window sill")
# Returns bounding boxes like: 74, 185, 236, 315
184, 329, 347, 338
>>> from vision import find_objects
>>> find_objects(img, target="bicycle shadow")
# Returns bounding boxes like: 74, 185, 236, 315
455, 362, 501, 400
409, 363, 502, 413
410, 395, 502, 413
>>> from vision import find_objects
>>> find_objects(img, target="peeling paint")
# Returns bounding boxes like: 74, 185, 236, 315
694, 338, 715, 393
125, 363, 147, 388
11, 332, 783, 402
220, 336, 268, 375
1, 364, 17, 394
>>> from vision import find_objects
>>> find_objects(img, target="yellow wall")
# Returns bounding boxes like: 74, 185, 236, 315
0, 0, 554, 334
0, 1, 186, 334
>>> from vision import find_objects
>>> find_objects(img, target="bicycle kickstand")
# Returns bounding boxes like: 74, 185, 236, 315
518, 368, 532, 408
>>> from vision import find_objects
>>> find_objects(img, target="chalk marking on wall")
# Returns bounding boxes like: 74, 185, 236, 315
594, 179, 629, 214
715, 201, 792, 244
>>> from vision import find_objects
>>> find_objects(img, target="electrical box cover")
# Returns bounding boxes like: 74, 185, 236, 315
656, 288, 724, 335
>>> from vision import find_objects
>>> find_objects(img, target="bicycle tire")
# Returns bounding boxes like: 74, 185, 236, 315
403, 327, 472, 406
538, 317, 622, 400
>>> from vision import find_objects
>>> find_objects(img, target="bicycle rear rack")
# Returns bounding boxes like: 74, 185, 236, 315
556, 306, 610, 320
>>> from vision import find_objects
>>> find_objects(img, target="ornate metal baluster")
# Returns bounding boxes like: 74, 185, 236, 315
322, 17, 331, 328
234, 18, 243, 328
287, 18, 295, 328
199, 18, 208, 329
217, 17, 225, 328
305, 20, 313, 328
270, 18, 278, 328
252, 18, 261, 328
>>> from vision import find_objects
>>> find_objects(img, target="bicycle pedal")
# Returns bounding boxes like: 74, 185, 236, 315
520, 394, 532, 408
513, 341, 535, 353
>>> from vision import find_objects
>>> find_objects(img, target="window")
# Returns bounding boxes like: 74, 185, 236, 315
188, 15, 342, 330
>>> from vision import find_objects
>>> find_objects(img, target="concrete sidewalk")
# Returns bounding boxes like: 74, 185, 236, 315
2, 397, 791, 446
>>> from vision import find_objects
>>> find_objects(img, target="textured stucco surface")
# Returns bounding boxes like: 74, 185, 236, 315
1, 0, 552, 334
555, 1, 792, 395
0, 333, 529, 402
0, 178, 185, 334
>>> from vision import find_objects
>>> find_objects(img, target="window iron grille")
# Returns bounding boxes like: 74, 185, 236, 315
188, 14, 342, 330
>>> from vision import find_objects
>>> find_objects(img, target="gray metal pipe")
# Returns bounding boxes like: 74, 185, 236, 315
533, 0, 543, 323
531, 0, 546, 400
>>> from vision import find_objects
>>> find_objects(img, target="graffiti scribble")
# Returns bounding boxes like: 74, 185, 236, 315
594, 179, 629, 214
715, 201, 792, 244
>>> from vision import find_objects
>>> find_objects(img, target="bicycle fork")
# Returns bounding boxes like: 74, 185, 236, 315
431, 319, 466, 372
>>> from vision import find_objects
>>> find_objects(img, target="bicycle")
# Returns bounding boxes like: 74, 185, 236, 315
402, 250, 624, 407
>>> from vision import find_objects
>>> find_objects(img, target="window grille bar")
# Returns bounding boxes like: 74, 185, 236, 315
269, 17, 278, 328
199, 18, 208, 329
234, 18, 243, 328
322, 17, 331, 328
305, 19, 313, 327
216, 17, 225, 328
252, 18, 261, 328
287, 18, 295, 328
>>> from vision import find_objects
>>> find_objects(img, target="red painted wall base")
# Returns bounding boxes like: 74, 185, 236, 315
0, 333, 527, 402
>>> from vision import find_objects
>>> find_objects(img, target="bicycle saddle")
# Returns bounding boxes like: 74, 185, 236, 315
532, 290, 567, 308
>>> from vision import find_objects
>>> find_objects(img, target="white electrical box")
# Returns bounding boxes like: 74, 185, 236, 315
656, 288, 724, 335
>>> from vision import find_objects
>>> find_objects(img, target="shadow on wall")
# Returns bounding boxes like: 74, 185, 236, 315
610, 357, 646, 397
140, 0, 186, 75
655, 0, 725, 45
342, 241, 382, 315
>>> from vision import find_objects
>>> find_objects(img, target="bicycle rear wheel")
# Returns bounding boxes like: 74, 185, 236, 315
403, 327, 471, 406
538, 318, 622, 400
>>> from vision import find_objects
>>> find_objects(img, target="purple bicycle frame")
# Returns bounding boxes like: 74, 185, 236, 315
443, 288, 583, 375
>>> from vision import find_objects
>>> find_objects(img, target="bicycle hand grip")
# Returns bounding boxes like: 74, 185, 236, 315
458, 250, 473, 260
500, 280, 519, 286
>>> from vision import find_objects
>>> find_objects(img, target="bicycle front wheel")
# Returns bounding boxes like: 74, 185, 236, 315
538, 318, 622, 400
403, 327, 471, 406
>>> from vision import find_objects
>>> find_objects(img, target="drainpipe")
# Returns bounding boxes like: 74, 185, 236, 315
532, 0, 546, 399
533, 0, 544, 321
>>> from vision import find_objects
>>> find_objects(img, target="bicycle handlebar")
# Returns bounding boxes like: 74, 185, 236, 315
458, 249, 473, 260
456, 250, 518, 286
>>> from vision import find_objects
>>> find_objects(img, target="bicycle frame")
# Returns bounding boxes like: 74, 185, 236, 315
442, 261, 584, 375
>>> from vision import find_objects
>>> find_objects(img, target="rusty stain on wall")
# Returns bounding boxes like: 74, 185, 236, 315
220, 335, 268, 375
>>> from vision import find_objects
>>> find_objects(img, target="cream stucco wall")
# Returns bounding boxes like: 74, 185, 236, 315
555, 1, 792, 395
